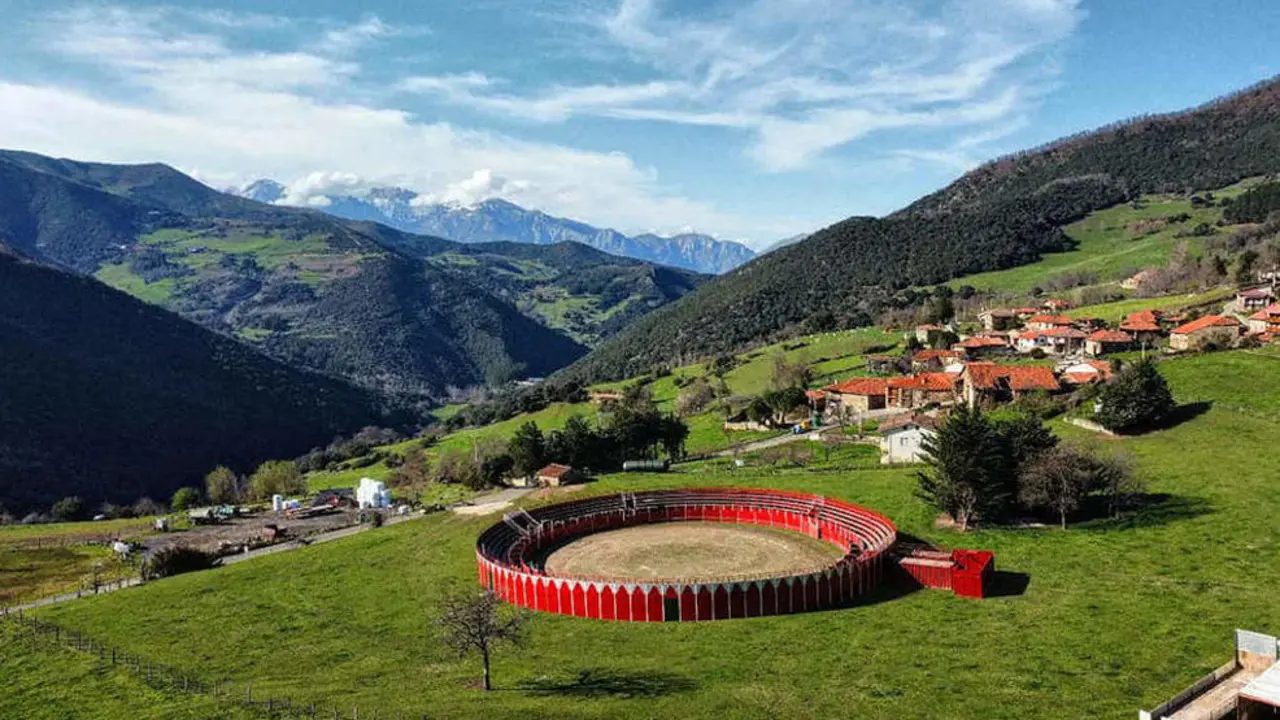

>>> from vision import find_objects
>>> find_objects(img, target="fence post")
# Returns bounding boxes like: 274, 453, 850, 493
247, 683, 252, 703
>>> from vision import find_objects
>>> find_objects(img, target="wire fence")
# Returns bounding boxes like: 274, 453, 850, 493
2, 609, 427, 720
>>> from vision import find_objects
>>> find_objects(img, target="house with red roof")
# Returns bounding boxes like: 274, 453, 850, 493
1085, 329, 1134, 357
978, 309, 1020, 332
1247, 303, 1280, 340
1025, 314, 1077, 332
953, 335, 1012, 359
1234, 286, 1276, 312
823, 377, 888, 417
886, 373, 960, 409
535, 463, 583, 487
1058, 360, 1114, 386
1119, 309, 1165, 346
911, 349, 964, 372
1042, 298, 1072, 312
961, 363, 1061, 408
1169, 315, 1243, 351
1015, 326, 1088, 356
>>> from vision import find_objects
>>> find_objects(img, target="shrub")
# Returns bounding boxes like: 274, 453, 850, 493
1094, 359, 1176, 433
143, 547, 221, 580
170, 487, 202, 512
50, 496, 86, 522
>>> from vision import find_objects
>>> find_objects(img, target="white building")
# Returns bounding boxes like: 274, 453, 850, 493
356, 478, 393, 509
877, 415, 939, 464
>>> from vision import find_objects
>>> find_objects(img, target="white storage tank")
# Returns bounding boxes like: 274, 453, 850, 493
356, 478, 391, 509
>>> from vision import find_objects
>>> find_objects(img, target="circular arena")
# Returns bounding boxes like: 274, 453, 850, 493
475, 488, 897, 622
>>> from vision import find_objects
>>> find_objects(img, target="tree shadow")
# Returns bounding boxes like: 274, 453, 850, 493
1074, 493, 1214, 531
1126, 401, 1213, 434
518, 668, 697, 699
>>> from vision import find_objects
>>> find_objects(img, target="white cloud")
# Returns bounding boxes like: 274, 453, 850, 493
0, 6, 751, 240
402, 0, 1083, 171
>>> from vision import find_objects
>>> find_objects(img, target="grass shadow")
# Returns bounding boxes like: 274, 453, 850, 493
984, 570, 1031, 598
1125, 401, 1213, 434
1075, 493, 1214, 531
518, 668, 697, 699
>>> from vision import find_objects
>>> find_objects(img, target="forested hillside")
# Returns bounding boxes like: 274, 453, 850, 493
0, 252, 398, 514
565, 76, 1280, 382
0, 151, 696, 399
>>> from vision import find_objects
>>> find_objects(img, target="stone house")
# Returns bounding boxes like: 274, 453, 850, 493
1015, 327, 1087, 356
1169, 315, 1243, 351
961, 363, 1061, 408
1120, 310, 1165, 346
1247, 303, 1280, 339
823, 377, 888, 418
886, 373, 960, 409
1084, 329, 1134, 357
978, 309, 1020, 332
911, 349, 964, 372
1025, 314, 1077, 332
535, 463, 584, 487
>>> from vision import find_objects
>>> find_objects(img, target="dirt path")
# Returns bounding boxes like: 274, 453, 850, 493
708, 406, 906, 458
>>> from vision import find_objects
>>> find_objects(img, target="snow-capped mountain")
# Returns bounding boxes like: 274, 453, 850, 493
229, 181, 756, 275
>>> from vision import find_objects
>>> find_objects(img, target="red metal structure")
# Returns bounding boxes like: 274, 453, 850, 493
898, 548, 995, 599
475, 489, 898, 622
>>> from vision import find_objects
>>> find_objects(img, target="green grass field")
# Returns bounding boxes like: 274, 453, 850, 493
947, 180, 1257, 295
1065, 287, 1235, 324
13, 350, 1277, 719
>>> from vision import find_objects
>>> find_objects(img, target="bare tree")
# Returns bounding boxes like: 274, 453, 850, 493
437, 589, 526, 691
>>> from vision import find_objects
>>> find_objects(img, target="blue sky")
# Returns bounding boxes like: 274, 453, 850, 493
1, 0, 1279, 248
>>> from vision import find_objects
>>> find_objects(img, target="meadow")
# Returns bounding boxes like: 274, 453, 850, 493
9, 350, 1278, 719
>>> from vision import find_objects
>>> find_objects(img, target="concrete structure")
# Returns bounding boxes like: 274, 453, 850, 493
1140, 629, 1279, 720
1085, 329, 1134, 357
1169, 315, 1243, 351
877, 415, 938, 464
475, 489, 898, 622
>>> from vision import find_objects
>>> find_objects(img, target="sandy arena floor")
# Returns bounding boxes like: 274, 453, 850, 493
542, 522, 843, 582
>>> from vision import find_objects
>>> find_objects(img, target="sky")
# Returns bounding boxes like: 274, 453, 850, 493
1, 1, 1279, 249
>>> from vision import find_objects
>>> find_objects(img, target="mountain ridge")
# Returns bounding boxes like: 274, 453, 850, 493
231, 181, 756, 275
563, 75, 1280, 383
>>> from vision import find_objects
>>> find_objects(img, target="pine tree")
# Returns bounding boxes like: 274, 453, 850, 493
506, 421, 546, 478
916, 406, 1009, 531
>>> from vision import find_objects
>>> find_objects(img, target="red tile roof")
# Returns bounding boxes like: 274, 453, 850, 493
1087, 329, 1133, 343
537, 463, 574, 479
1014, 307, 1040, 315
1120, 310, 1162, 332
804, 389, 826, 401
1249, 303, 1280, 321
1238, 287, 1275, 299
879, 414, 941, 433
912, 349, 963, 362
1171, 315, 1242, 336
1027, 314, 1076, 326
1039, 327, 1088, 339
965, 364, 1060, 392
887, 373, 958, 391
825, 377, 889, 395
1043, 299, 1071, 309
956, 336, 1009, 349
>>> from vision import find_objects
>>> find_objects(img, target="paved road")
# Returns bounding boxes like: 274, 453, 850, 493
451, 487, 533, 516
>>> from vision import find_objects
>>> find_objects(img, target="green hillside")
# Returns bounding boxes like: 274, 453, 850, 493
12, 349, 1277, 719
0, 253, 397, 514
566, 77, 1280, 383
0, 151, 698, 400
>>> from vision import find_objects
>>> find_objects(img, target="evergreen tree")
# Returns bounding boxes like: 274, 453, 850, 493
1094, 359, 1176, 432
507, 421, 547, 478
916, 407, 1008, 531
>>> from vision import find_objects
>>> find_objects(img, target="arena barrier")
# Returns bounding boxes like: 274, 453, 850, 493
475, 488, 897, 622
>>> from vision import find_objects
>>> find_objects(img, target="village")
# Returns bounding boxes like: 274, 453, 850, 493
783, 284, 1280, 466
